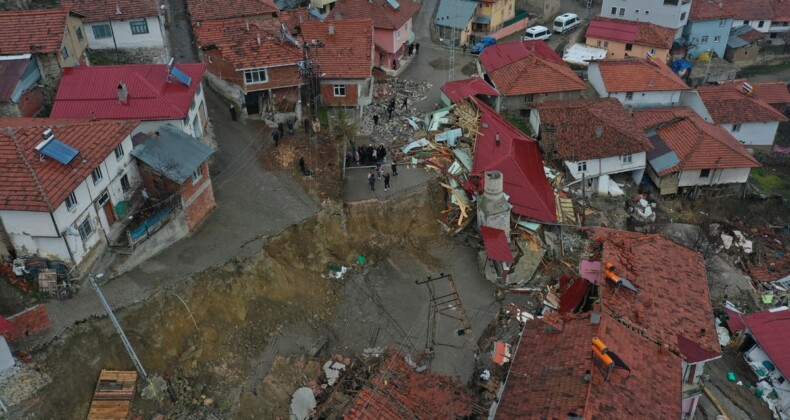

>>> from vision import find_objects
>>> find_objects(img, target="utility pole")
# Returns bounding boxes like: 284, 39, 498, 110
295, 25, 325, 118
90, 274, 148, 380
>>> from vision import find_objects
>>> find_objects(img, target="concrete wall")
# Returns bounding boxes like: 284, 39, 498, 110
35, 54, 63, 84
564, 152, 647, 180
678, 167, 751, 187
116, 209, 189, 275
524, 0, 560, 24
683, 18, 732, 58
725, 44, 761, 66
601, 0, 690, 32
722, 121, 780, 149
85, 16, 166, 49
586, 37, 670, 61
608, 90, 682, 108
732, 19, 772, 33
679, 90, 713, 121
588, 62, 607, 97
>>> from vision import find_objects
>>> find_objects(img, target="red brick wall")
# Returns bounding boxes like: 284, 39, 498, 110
247, 65, 303, 92
203, 49, 244, 87
202, 49, 304, 92
138, 162, 180, 201
3, 305, 50, 343
321, 82, 360, 106
179, 162, 216, 230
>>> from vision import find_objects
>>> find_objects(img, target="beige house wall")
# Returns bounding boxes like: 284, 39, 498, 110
586, 37, 670, 62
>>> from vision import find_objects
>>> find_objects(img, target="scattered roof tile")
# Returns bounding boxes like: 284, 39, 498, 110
535, 98, 653, 161
329, 0, 421, 30
721, 0, 775, 20
440, 78, 499, 103
633, 107, 759, 176
297, 19, 374, 79
697, 79, 788, 124
62, 0, 157, 23
689, 0, 735, 20
592, 58, 690, 93
51, 64, 207, 121
753, 82, 790, 105
587, 17, 676, 49
0, 118, 138, 212
471, 98, 557, 222
593, 229, 721, 361
186, 0, 277, 23
480, 41, 587, 96
743, 309, 790, 378
0, 9, 70, 54
345, 353, 474, 419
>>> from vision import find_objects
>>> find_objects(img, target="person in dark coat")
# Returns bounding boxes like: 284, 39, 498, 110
229, 105, 237, 121
299, 157, 305, 173
277, 122, 285, 137
303, 118, 310, 133
387, 105, 394, 119
373, 115, 379, 125
376, 161, 383, 179
401, 97, 408, 110
287, 120, 294, 135
273, 130, 280, 147
384, 172, 391, 191
416, 42, 420, 53
378, 144, 387, 162
391, 161, 398, 176
368, 171, 376, 191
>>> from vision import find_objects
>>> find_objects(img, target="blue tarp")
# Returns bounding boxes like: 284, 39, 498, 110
401, 138, 430, 153
129, 207, 171, 241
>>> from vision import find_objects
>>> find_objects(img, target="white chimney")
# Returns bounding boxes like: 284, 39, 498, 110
328, 23, 335, 35
245, 20, 250, 31
117, 82, 128, 104
484, 171, 504, 196
115, 3, 122, 15
595, 126, 603, 138
257, 34, 261, 45
42, 128, 52, 140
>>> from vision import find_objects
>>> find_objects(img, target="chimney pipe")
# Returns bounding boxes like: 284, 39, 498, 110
495, 131, 500, 145
117, 82, 128, 104
257, 34, 261, 45
246, 20, 250, 31
42, 128, 52, 140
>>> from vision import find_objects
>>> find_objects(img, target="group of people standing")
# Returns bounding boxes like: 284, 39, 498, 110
367, 161, 397, 192
355, 144, 387, 166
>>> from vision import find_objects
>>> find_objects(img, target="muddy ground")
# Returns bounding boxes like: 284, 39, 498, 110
16, 181, 493, 419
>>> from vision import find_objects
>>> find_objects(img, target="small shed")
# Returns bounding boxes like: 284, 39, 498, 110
725, 25, 765, 66
131, 124, 216, 230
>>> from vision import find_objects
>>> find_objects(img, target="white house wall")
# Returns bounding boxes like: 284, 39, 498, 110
565, 152, 647, 181
600, 0, 690, 32
609, 90, 682, 108
85, 17, 165, 50
679, 91, 713, 120
722, 121, 779, 148
678, 167, 751, 187
0, 211, 57, 238
587, 63, 607, 97
732, 19, 772, 33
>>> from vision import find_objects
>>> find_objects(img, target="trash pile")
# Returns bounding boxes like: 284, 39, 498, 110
628, 194, 657, 223
717, 222, 790, 287
358, 79, 432, 144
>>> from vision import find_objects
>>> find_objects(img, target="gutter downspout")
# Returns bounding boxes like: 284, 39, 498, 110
50, 212, 76, 265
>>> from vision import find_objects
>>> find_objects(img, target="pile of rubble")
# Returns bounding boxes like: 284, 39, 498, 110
358, 79, 432, 144
716, 222, 790, 298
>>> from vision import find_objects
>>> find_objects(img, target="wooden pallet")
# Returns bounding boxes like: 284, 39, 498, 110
87, 370, 137, 420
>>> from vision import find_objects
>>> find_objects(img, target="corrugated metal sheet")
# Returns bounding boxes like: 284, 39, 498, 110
480, 226, 514, 263
435, 0, 477, 29
586, 19, 637, 44
130, 124, 214, 183
0, 58, 28, 102
744, 309, 790, 378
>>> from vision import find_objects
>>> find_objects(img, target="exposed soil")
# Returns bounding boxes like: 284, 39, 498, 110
18, 182, 445, 419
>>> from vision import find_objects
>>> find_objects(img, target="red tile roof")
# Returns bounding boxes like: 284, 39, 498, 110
497, 313, 682, 419
471, 98, 557, 222
329, 0, 421, 30
186, 0, 277, 23
62, 0, 157, 23
697, 79, 789, 124
633, 107, 759, 176
690, 0, 735, 21
0, 118, 138, 212
722, 0, 775, 20
345, 353, 474, 419
194, 18, 304, 70
587, 17, 676, 49
480, 41, 586, 96
0, 9, 69, 55
441, 78, 499, 103
535, 98, 653, 161
592, 58, 690, 93
739, 26, 768, 43
0, 58, 30, 102
743, 309, 790, 378
51, 63, 207, 121
297, 19, 374, 79
772, 0, 790, 21
753, 82, 790, 105
594, 229, 721, 362
725, 308, 747, 333
480, 226, 514, 263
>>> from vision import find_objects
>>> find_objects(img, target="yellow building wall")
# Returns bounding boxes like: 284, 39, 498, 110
59, 14, 89, 68
586, 37, 670, 62
476, 0, 515, 32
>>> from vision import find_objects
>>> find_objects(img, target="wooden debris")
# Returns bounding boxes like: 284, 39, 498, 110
88, 370, 138, 420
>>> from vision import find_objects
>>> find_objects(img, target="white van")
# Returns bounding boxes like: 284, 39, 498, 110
553, 13, 580, 34
523, 25, 552, 41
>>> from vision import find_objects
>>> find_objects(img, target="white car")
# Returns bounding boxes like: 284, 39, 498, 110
523, 25, 552, 41
554, 13, 581, 34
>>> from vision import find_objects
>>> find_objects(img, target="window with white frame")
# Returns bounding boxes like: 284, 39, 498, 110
714, 35, 721, 43
625, 92, 634, 100
333, 84, 346, 97
619, 7, 625, 16
65, 192, 78, 210
244, 68, 268, 84
191, 165, 203, 184
577, 161, 587, 172
92, 24, 112, 39
78, 218, 94, 241
91, 167, 103, 185
114, 144, 125, 160
130, 19, 149, 35
621, 154, 633, 163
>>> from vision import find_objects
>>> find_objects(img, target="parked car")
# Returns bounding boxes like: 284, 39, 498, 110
554, 13, 580, 34
523, 25, 551, 41
471, 36, 497, 54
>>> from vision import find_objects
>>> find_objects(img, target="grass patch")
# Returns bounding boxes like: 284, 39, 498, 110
316, 106, 329, 127
505, 115, 533, 136
740, 61, 790, 77
750, 167, 790, 197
